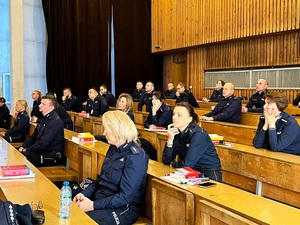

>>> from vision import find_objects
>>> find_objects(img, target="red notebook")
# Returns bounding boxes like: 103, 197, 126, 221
0, 165, 30, 177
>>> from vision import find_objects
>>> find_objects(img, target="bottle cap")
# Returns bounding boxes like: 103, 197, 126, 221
63, 181, 70, 186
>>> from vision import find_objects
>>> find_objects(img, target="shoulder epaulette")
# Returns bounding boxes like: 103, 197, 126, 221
130, 145, 140, 154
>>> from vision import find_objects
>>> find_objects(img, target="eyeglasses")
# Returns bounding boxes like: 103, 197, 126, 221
31, 201, 43, 210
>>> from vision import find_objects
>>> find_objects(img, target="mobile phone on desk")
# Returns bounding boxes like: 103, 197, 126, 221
198, 182, 217, 189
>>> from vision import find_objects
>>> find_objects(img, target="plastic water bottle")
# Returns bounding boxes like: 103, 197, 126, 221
59, 181, 72, 219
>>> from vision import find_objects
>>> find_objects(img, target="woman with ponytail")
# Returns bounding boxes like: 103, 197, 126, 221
0, 100, 30, 142
162, 102, 222, 182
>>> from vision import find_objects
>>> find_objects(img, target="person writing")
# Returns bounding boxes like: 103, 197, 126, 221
253, 92, 300, 155
0, 100, 30, 143
73, 111, 149, 224
144, 91, 173, 129
162, 102, 222, 182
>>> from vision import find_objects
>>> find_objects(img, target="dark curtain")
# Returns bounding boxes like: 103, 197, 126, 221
42, 0, 110, 102
112, 0, 163, 95
42, 0, 162, 102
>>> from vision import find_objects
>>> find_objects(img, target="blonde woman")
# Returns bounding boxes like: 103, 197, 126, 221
73, 111, 149, 225
0, 100, 30, 142
117, 93, 135, 122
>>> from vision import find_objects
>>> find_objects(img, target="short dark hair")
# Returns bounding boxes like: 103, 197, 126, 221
0, 97, 6, 103
42, 95, 58, 108
218, 80, 225, 86
264, 92, 289, 111
153, 91, 165, 102
100, 84, 107, 89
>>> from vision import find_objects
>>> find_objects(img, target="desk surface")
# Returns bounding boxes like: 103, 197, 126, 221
0, 138, 96, 225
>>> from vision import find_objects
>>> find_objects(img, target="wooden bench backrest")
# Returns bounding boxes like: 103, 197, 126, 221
151, 178, 194, 225
200, 200, 262, 225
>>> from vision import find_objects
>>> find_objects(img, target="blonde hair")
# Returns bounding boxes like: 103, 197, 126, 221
33, 90, 42, 99
102, 111, 138, 146
16, 99, 30, 115
117, 93, 133, 113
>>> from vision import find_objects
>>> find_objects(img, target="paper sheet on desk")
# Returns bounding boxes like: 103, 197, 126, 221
144, 128, 168, 132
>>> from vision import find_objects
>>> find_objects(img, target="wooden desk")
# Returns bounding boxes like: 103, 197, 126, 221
0, 138, 97, 225
216, 143, 300, 208
201, 121, 257, 146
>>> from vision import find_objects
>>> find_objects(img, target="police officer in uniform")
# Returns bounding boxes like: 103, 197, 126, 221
18, 95, 64, 167
200, 83, 241, 124
62, 88, 83, 112
242, 79, 268, 113
99, 84, 117, 107
253, 92, 300, 155
0, 97, 10, 130
164, 82, 176, 99
163, 102, 222, 182
138, 81, 154, 112
73, 111, 149, 225
31, 90, 43, 121
144, 91, 173, 129
0, 100, 30, 143
175, 82, 199, 108
132, 81, 144, 102
202, 80, 225, 102
86, 87, 109, 116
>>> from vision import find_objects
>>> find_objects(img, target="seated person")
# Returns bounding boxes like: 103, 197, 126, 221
164, 82, 176, 99
242, 78, 268, 113
116, 93, 135, 122
202, 80, 225, 102
253, 92, 300, 155
31, 90, 43, 121
62, 87, 83, 112
200, 83, 241, 124
144, 91, 173, 129
292, 92, 300, 108
0, 97, 10, 130
86, 88, 109, 117
138, 81, 155, 112
0, 100, 30, 142
175, 82, 199, 108
73, 111, 149, 225
132, 81, 144, 102
95, 93, 135, 142
18, 95, 65, 167
99, 84, 117, 107
46, 92, 73, 130
162, 102, 222, 182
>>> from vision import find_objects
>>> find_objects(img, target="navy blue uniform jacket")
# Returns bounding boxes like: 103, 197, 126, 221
86, 96, 109, 116
245, 90, 268, 113
204, 95, 241, 124
102, 91, 116, 107
253, 112, 300, 155
62, 95, 83, 112
31, 99, 43, 119
144, 103, 173, 129
81, 141, 149, 209
132, 88, 144, 102
176, 90, 199, 108
164, 89, 176, 99
22, 110, 64, 154
0, 103, 10, 129
138, 91, 154, 112
5, 111, 30, 141
209, 88, 223, 102
162, 123, 221, 170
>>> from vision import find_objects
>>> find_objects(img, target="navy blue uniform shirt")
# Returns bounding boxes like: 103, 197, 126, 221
209, 88, 223, 102
245, 90, 268, 113
86, 95, 109, 116
62, 95, 83, 112
204, 95, 241, 124
132, 88, 144, 102
253, 112, 300, 155
31, 99, 43, 119
138, 91, 154, 112
164, 89, 176, 99
0, 103, 10, 129
5, 111, 29, 141
102, 91, 116, 107
176, 90, 199, 108
81, 141, 149, 209
162, 123, 221, 170
144, 103, 173, 129
22, 110, 64, 154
